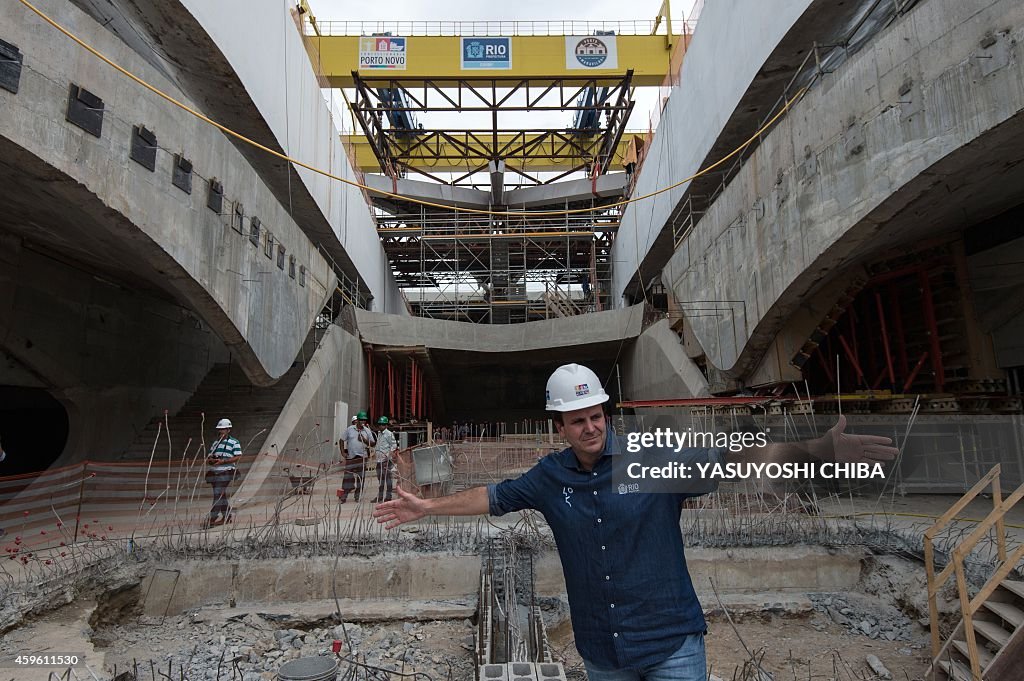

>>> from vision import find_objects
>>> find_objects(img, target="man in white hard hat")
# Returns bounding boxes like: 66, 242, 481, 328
204, 418, 242, 527
374, 364, 897, 680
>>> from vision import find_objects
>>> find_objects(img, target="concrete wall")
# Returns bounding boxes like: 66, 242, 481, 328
176, 0, 406, 315
140, 546, 862, 615
1, 0, 335, 384
0, 238, 230, 465
234, 323, 368, 507
663, 0, 1024, 375
141, 554, 481, 615
969, 235, 1024, 367
610, 0, 814, 304
620, 319, 712, 408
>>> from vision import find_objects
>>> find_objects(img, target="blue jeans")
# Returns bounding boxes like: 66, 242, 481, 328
583, 633, 706, 681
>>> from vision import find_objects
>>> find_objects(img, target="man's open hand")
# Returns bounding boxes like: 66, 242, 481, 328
372, 485, 428, 529
826, 415, 900, 464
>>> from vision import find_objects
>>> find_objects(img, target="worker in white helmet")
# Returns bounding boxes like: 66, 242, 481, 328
374, 364, 897, 680
204, 417, 242, 527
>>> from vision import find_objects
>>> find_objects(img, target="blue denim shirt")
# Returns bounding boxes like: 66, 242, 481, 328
488, 431, 723, 670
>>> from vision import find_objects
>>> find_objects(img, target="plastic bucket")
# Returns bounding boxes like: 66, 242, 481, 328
277, 656, 339, 681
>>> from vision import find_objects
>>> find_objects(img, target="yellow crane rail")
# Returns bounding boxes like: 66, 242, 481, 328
341, 132, 636, 172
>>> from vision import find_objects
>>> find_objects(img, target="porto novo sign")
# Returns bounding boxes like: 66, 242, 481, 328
359, 36, 407, 70
461, 37, 511, 70
565, 35, 618, 70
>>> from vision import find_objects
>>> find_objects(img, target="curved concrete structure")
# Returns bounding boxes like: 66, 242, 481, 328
610, 0, 820, 304
663, 0, 1024, 377
67, 0, 406, 314
2, 0, 333, 384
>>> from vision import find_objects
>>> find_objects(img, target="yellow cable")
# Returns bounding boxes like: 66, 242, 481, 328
17, 0, 808, 219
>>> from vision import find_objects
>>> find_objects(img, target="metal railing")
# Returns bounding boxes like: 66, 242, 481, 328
310, 19, 691, 37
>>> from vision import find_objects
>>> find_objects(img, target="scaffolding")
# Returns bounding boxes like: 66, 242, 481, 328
376, 202, 616, 322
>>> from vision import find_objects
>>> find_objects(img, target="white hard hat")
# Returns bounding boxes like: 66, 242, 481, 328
545, 364, 609, 412
351, 416, 358, 422
215, 418, 232, 429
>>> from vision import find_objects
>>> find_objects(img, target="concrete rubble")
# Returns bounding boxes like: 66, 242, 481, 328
99, 614, 478, 681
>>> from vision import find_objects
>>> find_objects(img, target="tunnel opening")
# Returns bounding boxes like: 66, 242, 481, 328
0, 386, 69, 476
364, 343, 626, 433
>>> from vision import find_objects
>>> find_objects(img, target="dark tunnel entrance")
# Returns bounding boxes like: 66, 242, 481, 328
0, 386, 69, 476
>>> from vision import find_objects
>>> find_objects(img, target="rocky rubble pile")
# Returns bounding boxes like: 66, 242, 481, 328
808, 593, 916, 642
101, 614, 477, 680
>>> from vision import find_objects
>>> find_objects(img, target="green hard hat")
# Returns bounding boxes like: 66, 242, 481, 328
356, 410, 369, 420
377, 416, 389, 425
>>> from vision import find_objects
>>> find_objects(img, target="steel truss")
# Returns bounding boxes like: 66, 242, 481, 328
350, 72, 635, 185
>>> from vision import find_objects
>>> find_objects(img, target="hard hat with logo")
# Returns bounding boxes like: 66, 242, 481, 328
216, 418, 233, 429
377, 416, 389, 425
544, 364, 609, 412
356, 410, 369, 421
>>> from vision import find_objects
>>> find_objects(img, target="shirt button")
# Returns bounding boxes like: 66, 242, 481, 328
613, 633, 619, 638
597, 518, 602, 523
605, 575, 610, 580
601, 545, 606, 550
593, 472, 597, 476
593, 491, 597, 495
610, 604, 615, 608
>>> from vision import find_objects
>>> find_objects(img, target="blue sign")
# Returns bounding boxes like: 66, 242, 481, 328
461, 37, 511, 70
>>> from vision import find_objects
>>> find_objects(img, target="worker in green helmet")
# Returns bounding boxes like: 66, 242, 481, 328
373, 416, 398, 502
339, 410, 374, 502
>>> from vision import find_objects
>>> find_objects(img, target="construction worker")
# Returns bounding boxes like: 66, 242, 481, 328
373, 416, 398, 502
204, 418, 241, 527
374, 363, 898, 680
340, 410, 375, 502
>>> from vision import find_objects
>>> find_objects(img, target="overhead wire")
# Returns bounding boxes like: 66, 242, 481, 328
16, 0, 808, 220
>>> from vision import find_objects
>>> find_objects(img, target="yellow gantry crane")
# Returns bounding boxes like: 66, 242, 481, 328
298, 1, 685, 177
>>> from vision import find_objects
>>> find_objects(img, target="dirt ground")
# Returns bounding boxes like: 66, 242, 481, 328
703, 611, 930, 680
549, 609, 931, 681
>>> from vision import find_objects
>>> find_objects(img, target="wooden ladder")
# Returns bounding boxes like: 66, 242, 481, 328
926, 464, 1024, 680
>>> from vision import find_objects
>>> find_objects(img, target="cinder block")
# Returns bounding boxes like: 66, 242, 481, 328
536, 662, 567, 681
508, 662, 537, 681
479, 664, 507, 681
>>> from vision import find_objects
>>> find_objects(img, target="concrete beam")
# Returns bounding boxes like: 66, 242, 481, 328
363, 174, 491, 210
364, 172, 628, 211
355, 305, 645, 353
489, 160, 505, 206
505, 174, 627, 208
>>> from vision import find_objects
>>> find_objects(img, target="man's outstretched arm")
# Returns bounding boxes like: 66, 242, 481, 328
730, 415, 899, 465
372, 484, 489, 529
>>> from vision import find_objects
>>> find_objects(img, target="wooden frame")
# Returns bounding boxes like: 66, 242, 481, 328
924, 464, 1024, 680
